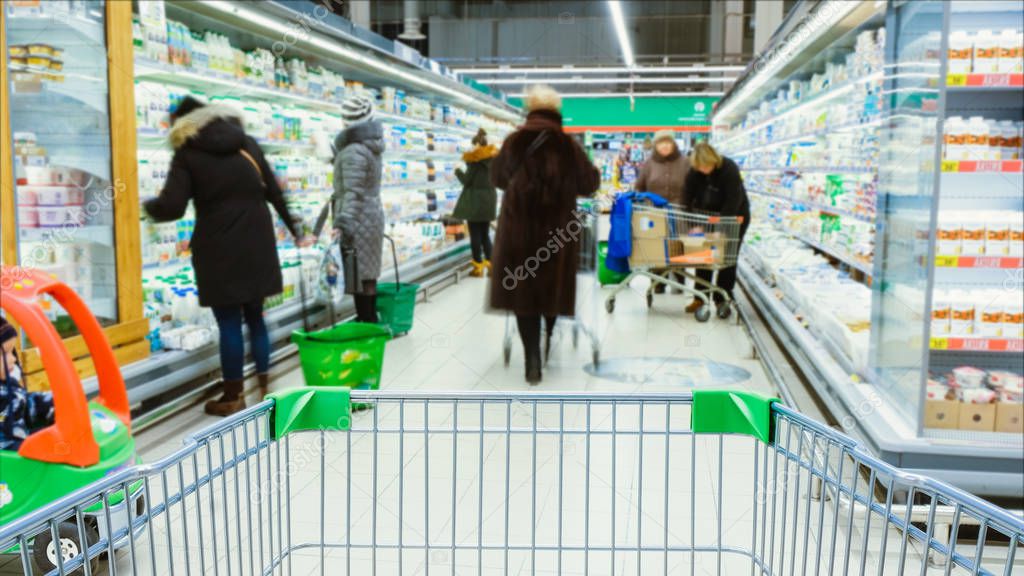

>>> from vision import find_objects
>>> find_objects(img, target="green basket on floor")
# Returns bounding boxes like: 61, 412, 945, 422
291, 322, 391, 394
376, 282, 419, 335
375, 235, 419, 336
598, 240, 629, 285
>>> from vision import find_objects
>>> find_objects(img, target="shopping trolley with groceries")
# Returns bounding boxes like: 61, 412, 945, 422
605, 201, 745, 322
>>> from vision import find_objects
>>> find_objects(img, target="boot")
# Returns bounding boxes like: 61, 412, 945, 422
525, 349, 542, 385
257, 373, 270, 398
482, 259, 492, 276
543, 330, 553, 365
469, 260, 485, 277
685, 299, 704, 314
205, 379, 246, 416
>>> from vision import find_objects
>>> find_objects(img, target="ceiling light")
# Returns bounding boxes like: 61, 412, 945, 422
454, 65, 746, 75
481, 77, 737, 85
608, 1, 634, 68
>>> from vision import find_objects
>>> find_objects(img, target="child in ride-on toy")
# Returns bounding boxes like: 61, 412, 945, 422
0, 317, 54, 451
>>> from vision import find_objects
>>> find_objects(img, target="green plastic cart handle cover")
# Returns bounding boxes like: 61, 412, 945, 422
691, 390, 780, 444
268, 387, 353, 439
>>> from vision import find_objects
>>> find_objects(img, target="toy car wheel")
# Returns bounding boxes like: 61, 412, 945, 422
33, 521, 99, 573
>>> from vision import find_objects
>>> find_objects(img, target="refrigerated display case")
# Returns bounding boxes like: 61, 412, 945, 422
715, 0, 1023, 495
2, 0, 149, 389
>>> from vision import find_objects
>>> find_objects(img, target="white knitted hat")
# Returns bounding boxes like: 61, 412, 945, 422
341, 94, 375, 124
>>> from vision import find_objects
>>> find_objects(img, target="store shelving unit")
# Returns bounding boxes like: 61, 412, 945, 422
2, 0, 518, 395
717, 0, 1024, 495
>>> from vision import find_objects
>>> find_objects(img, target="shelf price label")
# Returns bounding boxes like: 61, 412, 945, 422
929, 337, 949, 350
934, 255, 959, 267
940, 160, 960, 172
946, 74, 967, 87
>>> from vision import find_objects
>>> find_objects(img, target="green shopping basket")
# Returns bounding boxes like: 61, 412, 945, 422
376, 235, 419, 336
597, 240, 629, 285
291, 322, 390, 391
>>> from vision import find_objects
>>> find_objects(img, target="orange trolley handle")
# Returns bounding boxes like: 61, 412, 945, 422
0, 266, 131, 467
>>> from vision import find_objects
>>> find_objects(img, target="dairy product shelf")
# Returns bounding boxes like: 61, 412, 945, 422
748, 189, 875, 223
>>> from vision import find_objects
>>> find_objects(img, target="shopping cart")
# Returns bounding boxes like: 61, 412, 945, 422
605, 203, 745, 322
2, 387, 1021, 575
502, 199, 602, 367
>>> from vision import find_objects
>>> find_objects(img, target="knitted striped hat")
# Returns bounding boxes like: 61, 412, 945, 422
341, 94, 375, 124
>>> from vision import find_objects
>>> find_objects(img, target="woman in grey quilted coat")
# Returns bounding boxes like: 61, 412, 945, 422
331, 94, 385, 322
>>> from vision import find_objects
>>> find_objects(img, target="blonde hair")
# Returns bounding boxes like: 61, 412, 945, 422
690, 141, 723, 170
524, 84, 562, 113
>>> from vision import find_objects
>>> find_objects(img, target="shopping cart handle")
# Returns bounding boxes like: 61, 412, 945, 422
691, 390, 780, 444
267, 387, 354, 439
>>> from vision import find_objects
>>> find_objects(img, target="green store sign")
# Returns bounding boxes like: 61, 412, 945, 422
508, 96, 717, 132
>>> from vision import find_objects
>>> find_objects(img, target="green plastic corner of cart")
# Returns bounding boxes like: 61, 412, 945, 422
691, 390, 779, 444
268, 387, 353, 439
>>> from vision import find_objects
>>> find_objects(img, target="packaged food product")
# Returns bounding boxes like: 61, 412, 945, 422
1010, 216, 1024, 256
960, 214, 985, 256
931, 291, 951, 335
936, 213, 962, 255
987, 119, 1003, 160
998, 120, 1019, 160
966, 116, 990, 161
985, 213, 1010, 256
948, 31, 973, 75
37, 205, 84, 228
943, 116, 968, 161
24, 185, 83, 206
973, 30, 1000, 73
950, 291, 975, 336
961, 387, 997, 404
997, 29, 1024, 74
8, 45, 27, 57
1004, 300, 1024, 338
17, 206, 39, 228
977, 297, 1004, 338
989, 370, 1023, 391
952, 365, 987, 388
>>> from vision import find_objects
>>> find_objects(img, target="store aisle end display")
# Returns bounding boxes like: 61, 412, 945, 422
129, 11, 513, 352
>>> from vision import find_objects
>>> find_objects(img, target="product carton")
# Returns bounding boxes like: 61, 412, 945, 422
632, 210, 668, 239
630, 238, 684, 267
957, 402, 996, 431
924, 400, 960, 429
995, 402, 1024, 433
679, 233, 728, 264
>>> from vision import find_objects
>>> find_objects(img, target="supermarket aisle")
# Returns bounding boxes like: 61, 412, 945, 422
134, 274, 771, 460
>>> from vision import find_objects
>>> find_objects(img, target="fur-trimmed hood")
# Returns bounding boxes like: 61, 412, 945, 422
169, 104, 246, 153
462, 144, 498, 163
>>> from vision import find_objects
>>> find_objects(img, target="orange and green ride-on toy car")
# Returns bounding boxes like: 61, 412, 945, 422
0, 266, 144, 572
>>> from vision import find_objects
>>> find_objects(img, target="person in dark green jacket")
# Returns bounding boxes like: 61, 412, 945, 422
453, 129, 499, 277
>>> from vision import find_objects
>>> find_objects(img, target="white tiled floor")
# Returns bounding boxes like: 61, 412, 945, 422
4, 278, 1017, 574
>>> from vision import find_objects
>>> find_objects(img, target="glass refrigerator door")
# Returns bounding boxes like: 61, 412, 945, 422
5, 0, 117, 336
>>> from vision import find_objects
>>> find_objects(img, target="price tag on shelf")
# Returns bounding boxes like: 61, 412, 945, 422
940, 160, 959, 172
1009, 340, 1024, 353
929, 337, 949, 350
946, 74, 967, 87
934, 255, 959, 267
979, 74, 1012, 87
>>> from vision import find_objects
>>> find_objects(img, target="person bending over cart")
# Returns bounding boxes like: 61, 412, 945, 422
489, 85, 600, 384
0, 317, 53, 451
682, 142, 750, 313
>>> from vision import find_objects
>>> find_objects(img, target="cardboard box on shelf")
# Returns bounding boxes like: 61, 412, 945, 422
630, 238, 684, 267
924, 400, 960, 429
995, 402, 1023, 433
957, 402, 996, 431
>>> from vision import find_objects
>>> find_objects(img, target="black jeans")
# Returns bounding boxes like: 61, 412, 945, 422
695, 220, 748, 303
515, 315, 557, 359
211, 300, 269, 381
467, 221, 493, 262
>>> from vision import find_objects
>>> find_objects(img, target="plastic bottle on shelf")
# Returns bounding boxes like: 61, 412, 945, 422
948, 31, 973, 75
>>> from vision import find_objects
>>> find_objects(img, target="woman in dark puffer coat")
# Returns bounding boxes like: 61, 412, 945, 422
145, 96, 304, 416
490, 85, 600, 384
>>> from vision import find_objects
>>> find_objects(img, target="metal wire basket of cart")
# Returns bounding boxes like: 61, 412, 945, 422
502, 198, 603, 367
605, 203, 745, 322
3, 387, 1021, 575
